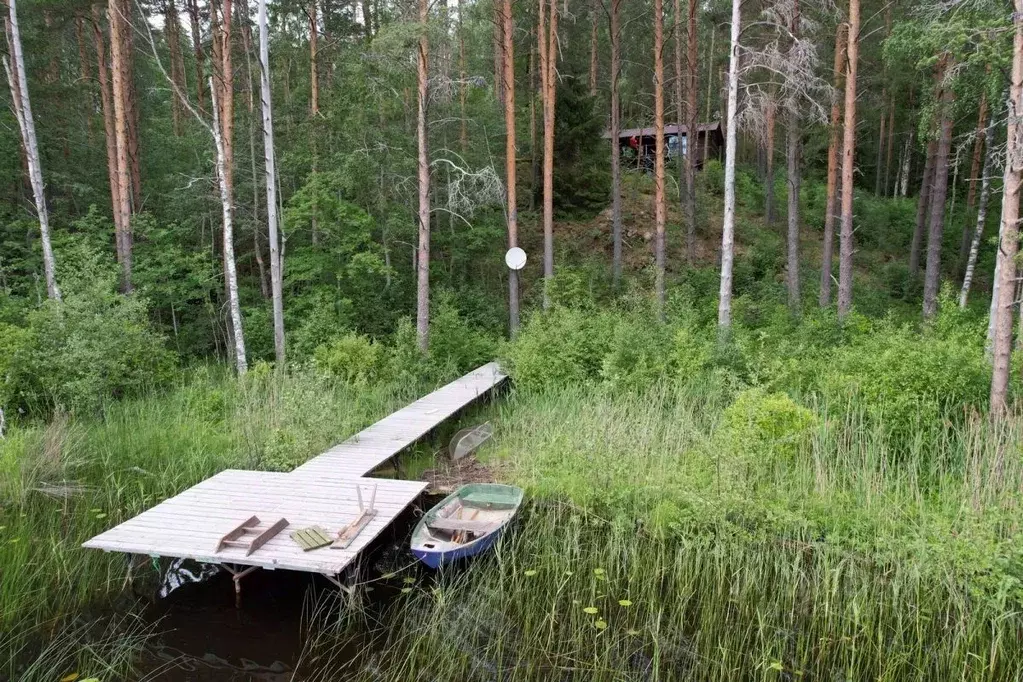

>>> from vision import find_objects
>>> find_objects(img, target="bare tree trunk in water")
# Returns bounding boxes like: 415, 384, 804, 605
210, 77, 247, 375
416, 0, 430, 351
989, 4, 1023, 418
909, 138, 936, 281
5, 0, 60, 300
836, 0, 859, 319
539, 0, 558, 308
502, 0, 519, 336
653, 0, 666, 319
718, 0, 740, 331
259, 0, 285, 364
922, 54, 954, 320
960, 113, 995, 308
610, 0, 622, 287
820, 22, 846, 307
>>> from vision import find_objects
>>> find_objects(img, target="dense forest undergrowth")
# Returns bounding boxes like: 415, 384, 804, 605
4, 167, 1023, 680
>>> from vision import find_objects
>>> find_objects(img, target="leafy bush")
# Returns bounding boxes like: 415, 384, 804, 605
504, 308, 614, 392
720, 388, 816, 465
313, 333, 383, 384
599, 319, 673, 391
3, 285, 176, 416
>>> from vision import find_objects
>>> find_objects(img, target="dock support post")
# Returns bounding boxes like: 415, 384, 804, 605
223, 564, 259, 605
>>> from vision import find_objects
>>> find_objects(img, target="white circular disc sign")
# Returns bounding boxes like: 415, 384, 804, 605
505, 247, 527, 271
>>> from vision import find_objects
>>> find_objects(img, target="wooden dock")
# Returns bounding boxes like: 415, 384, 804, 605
83, 363, 507, 585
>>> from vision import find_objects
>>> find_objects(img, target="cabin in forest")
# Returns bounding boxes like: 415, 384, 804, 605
604, 122, 724, 171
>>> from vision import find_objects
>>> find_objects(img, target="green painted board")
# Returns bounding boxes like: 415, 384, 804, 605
290, 526, 332, 551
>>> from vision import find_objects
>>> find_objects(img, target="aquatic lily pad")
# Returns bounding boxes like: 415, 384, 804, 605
626, 628, 641, 636
90, 508, 102, 513
583, 606, 598, 615
572, 599, 580, 605
59, 673, 80, 682
401, 587, 413, 594
94, 513, 107, 520
595, 619, 607, 630
618, 599, 633, 607
592, 568, 605, 575
524, 569, 537, 576
403, 576, 416, 584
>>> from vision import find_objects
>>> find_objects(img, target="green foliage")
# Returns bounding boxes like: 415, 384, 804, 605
504, 308, 615, 392
550, 78, 609, 216
314, 333, 384, 384
1, 244, 176, 415
720, 388, 817, 464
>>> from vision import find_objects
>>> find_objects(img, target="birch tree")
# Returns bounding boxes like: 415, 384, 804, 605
922, 53, 955, 320
258, 0, 285, 365
4, 0, 60, 301
959, 113, 995, 308
989, 3, 1023, 417
718, 0, 741, 331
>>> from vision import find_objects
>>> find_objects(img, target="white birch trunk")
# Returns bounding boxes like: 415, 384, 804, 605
210, 76, 247, 375
960, 118, 995, 308
257, 0, 285, 366
898, 131, 912, 198
5, 0, 60, 301
717, 0, 741, 331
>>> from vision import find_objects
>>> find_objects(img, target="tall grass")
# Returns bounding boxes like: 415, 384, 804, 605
0, 366, 425, 677
300, 384, 1023, 680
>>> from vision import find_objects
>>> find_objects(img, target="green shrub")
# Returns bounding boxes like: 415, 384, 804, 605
504, 308, 615, 392
599, 318, 673, 391
424, 292, 499, 376
313, 333, 383, 384
720, 388, 816, 465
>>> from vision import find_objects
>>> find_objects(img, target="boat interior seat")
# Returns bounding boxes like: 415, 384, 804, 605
427, 518, 501, 533
461, 492, 519, 509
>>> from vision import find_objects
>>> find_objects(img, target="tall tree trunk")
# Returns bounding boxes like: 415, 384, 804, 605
502, 0, 519, 336
684, 0, 697, 266
165, 0, 186, 136
416, 0, 430, 351
874, 94, 886, 196
883, 95, 895, 195
120, 0, 141, 211
898, 126, 913, 197
653, 0, 666, 319
258, 0, 285, 365
989, 4, 1023, 417
109, 0, 134, 291
529, 36, 538, 211
4, 0, 60, 300
718, 0, 740, 330
458, 0, 467, 154
960, 113, 995, 308
75, 15, 95, 142
820, 22, 846, 307
703, 25, 714, 167
210, 76, 247, 375
588, 0, 598, 96
909, 138, 936, 280
92, 8, 124, 268
241, 21, 269, 299
785, 0, 801, 314
764, 96, 776, 224
959, 87, 990, 272
610, 0, 622, 287
309, 0, 319, 245
922, 54, 954, 320
539, 0, 557, 308
186, 0, 205, 111
672, 0, 684, 262
836, 0, 859, 320
493, 1, 504, 105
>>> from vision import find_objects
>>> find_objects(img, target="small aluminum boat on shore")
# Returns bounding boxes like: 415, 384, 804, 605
411, 483, 523, 569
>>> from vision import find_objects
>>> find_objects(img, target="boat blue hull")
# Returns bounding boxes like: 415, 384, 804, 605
412, 526, 504, 569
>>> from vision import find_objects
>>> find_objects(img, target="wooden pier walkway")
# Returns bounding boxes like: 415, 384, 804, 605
83, 363, 507, 584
